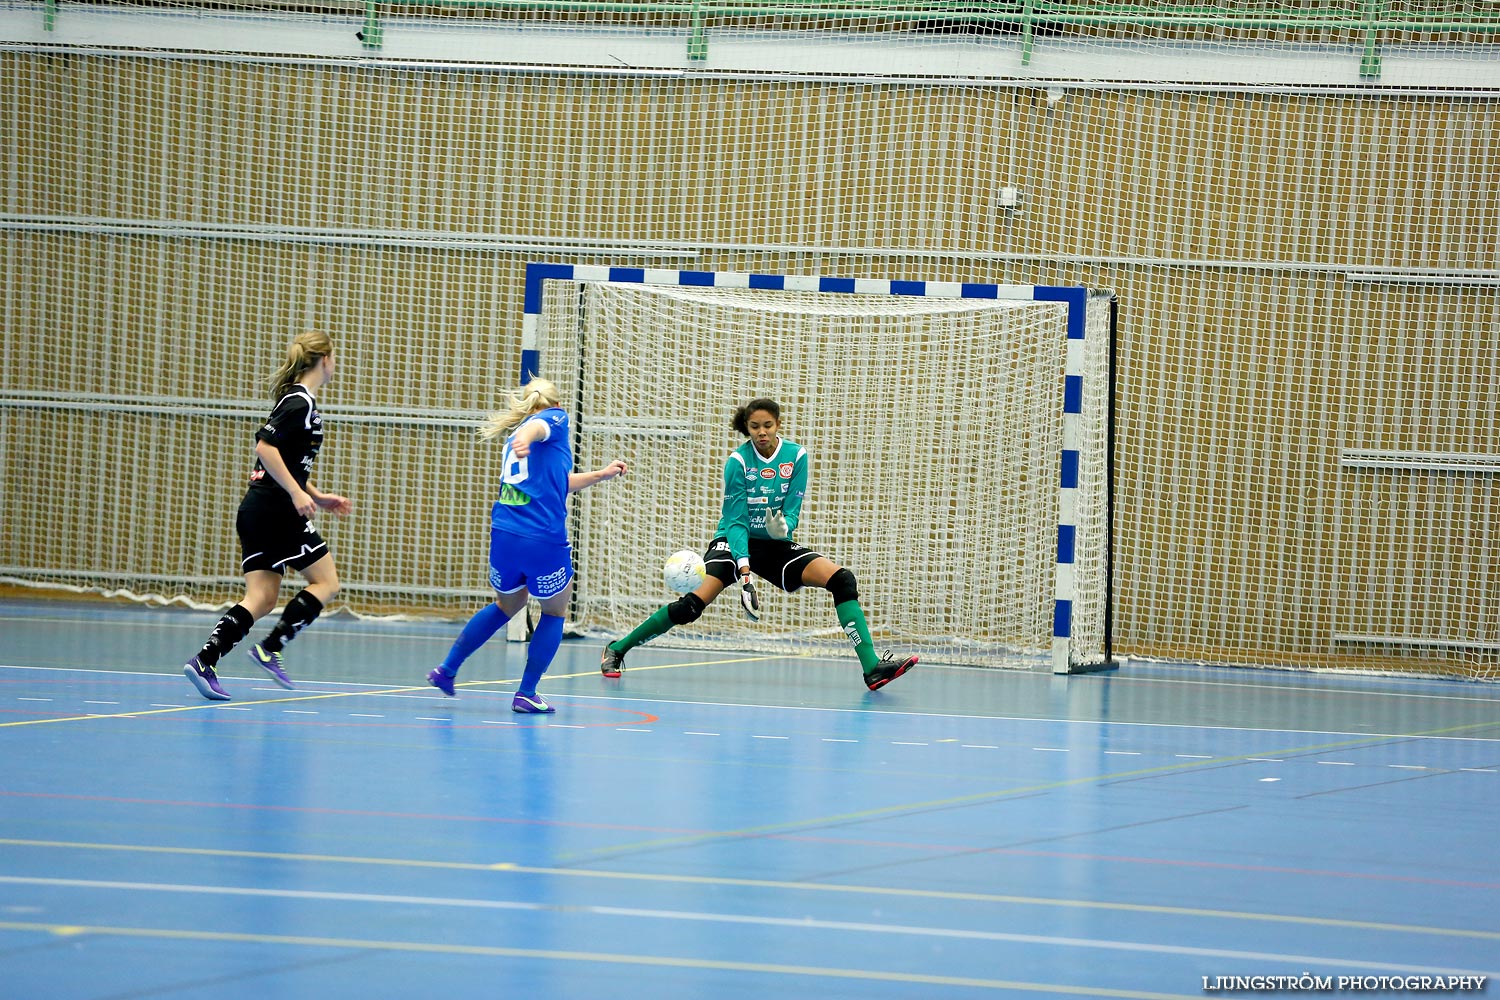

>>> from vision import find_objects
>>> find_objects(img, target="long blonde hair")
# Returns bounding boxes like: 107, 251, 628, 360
479, 378, 562, 441
269, 329, 334, 401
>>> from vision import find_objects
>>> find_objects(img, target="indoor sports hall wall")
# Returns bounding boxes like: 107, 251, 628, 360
1, 10, 1496, 677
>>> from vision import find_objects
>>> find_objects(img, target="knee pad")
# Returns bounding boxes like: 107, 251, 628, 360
667, 592, 707, 625
826, 568, 859, 605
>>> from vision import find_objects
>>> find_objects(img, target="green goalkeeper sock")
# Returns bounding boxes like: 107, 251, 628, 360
836, 600, 880, 671
612, 605, 675, 654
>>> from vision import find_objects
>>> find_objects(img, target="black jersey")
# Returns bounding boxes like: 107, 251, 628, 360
248, 387, 323, 493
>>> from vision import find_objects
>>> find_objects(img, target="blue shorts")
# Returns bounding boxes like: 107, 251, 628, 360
488, 528, 574, 599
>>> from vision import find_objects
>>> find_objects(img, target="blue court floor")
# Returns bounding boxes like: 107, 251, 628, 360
1, 597, 1497, 999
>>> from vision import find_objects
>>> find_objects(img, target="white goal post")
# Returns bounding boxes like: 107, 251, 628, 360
511, 262, 1117, 674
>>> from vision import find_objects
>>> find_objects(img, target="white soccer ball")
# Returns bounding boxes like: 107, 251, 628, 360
663, 549, 706, 594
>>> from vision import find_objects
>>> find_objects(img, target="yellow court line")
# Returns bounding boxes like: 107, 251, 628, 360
0, 653, 782, 729
555, 718, 1500, 865
0, 919, 1212, 998
1, 837, 1495, 941
0, 683, 434, 728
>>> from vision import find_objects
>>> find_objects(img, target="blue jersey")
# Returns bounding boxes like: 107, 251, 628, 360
490, 407, 572, 544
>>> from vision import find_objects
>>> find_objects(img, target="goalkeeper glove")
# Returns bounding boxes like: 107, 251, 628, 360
765, 510, 789, 539
739, 578, 760, 622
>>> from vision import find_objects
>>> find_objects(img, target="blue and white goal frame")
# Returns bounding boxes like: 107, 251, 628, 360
521, 262, 1118, 674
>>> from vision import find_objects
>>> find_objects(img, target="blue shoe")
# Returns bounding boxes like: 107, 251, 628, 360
247, 643, 293, 689
427, 668, 456, 697
183, 655, 231, 701
511, 692, 555, 714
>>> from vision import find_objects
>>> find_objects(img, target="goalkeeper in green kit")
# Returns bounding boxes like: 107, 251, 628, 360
600, 397, 917, 690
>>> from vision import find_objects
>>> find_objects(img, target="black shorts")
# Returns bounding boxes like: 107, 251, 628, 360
703, 535, 822, 593
236, 488, 329, 575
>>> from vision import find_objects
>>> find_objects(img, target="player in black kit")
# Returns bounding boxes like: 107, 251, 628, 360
182, 329, 353, 700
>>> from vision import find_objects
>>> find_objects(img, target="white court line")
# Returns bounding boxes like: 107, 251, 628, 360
4, 661, 1497, 741
559, 690, 1500, 742
0, 875, 1491, 980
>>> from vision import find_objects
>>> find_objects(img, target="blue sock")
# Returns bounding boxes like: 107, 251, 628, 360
440, 602, 510, 677
518, 613, 564, 696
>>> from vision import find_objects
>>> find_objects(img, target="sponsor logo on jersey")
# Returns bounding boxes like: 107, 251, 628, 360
747, 496, 767, 505
779, 463, 794, 478
498, 483, 532, 506
760, 468, 777, 479
249, 469, 265, 481
745, 473, 758, 482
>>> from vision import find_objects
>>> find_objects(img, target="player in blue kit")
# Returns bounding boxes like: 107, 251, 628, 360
600, 397, 917, 691
427, 378, 627, 713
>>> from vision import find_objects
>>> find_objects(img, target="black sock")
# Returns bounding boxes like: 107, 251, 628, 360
259, 590, 324, 653
198, 605, 254, 667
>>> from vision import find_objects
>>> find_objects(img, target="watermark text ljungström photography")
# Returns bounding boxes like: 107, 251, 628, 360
1202, 974, 1488, 993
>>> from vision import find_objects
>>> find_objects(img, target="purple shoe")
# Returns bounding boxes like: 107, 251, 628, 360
247, 643, 293, 689
511, 692, 555, 714
183, 655, 231, 701
427, 668, 456, 697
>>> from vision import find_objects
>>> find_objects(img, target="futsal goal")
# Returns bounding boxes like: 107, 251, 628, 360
522, 263, 1116, 673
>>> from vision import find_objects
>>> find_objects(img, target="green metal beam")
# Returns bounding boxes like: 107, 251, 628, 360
362, 0, 384, 49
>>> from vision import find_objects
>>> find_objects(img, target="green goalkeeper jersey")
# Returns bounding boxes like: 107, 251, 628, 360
716, 437, 809, 565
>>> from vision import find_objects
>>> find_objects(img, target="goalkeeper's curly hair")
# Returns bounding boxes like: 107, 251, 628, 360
731, 397, 781, 436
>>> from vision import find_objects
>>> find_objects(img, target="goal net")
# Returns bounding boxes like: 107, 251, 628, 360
528, 266, 1114, 671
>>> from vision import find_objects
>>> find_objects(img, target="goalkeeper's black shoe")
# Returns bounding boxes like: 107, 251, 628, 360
600, 644, 626, 678
864, 651, 918, 691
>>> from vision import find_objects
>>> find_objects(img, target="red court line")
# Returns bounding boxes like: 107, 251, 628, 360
0, 789, 700, 835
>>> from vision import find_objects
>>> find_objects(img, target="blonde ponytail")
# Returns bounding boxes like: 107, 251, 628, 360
269, 329, 334, 401
479, 378, 562, 441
